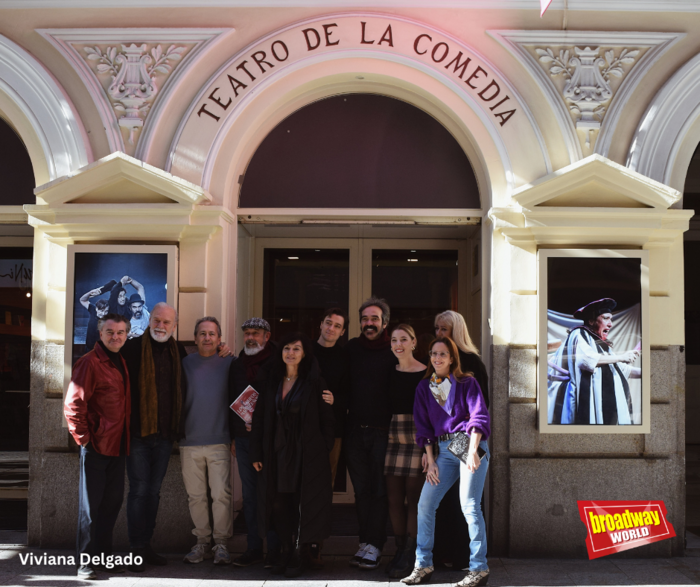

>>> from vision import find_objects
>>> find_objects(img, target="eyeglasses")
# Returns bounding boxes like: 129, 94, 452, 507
429, 351, 450, 359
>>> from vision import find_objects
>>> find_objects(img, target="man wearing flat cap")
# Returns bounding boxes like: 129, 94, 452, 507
228, 317, 279, 567
548, 298, 641, 425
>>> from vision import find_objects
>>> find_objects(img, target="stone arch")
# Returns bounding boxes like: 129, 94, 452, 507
0, 34, 91, 185
165, 14, 551, 210
627, 52, 700, 194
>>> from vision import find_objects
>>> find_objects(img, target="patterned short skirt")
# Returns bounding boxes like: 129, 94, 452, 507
384, 413, 424, 477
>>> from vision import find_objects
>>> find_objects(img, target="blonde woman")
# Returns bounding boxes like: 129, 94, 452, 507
384, 324, 427, 578
434, 311, 488, 408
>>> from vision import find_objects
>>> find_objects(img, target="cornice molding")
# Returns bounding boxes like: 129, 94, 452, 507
488, 31, 682, 161
25, 202, 230, 244
512, 154, 681, 210
38, 28, 232, 157
4, 0, 700, 11
490, 207, 693, 249
34, 151, 212, 206
490, 154, 690, 249
0, 34, 91, 180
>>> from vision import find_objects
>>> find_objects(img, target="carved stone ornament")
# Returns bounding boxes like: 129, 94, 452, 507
84, 43, 187, 145
536, 46, 639, 148
38, 29, 232, 156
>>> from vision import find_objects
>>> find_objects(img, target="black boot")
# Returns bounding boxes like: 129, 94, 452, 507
387, 534, 406, 575
284, 546, 306, 578
272, 542, 292, 575
389, 535, 417, 579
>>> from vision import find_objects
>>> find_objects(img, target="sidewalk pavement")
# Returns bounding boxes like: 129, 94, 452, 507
3, 531, 700, 587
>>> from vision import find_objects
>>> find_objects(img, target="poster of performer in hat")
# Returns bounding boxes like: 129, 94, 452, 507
70, 250, 169, 365
542, 252, 645, 428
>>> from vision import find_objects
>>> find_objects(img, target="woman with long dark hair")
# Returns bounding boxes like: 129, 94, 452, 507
250, 332, 334, 577
402, 337, 490, 587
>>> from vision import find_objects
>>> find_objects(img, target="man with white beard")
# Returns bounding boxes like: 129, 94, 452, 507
228, 317, 279, 567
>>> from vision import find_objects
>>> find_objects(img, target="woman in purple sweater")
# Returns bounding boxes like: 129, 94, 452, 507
402, 337, 490, 587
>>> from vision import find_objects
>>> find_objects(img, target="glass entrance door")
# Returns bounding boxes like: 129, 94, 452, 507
253, 237, 471, 502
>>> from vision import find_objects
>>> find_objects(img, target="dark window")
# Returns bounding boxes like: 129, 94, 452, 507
0, 247, 32, 451
0, 119, 35, 205
241, 94, 480, 209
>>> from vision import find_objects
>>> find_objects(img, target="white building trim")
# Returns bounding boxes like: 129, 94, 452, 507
0, 34, 91, 182
627, 52, 700, 192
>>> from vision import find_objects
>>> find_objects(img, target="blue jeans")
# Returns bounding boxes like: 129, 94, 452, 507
416, 439, 489, 572
345, 425, 389, 549
77, 444, 125, 559
235, 437, 280, 553
126, 435, 173, 549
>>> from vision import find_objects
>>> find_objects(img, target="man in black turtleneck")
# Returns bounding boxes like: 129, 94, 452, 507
313, 307, 350, 486
345, 297, 397, 570
120, 302, 188, 570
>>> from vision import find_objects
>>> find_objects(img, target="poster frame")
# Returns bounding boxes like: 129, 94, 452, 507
537, 249, 650, 434
63, 244, 178, 396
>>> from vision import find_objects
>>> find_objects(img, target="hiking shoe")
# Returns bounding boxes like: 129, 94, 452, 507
77, 565, 97, 579
456, 570, 490, 587
212, 543, 231, 565
401, 566, 435, 584
183, 543, 213, 564
350, 542, 368, 566
233, 549, 264, 567
358, 544, 382, 570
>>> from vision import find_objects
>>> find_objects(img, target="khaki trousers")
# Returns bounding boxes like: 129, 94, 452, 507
180, 444, 233, 543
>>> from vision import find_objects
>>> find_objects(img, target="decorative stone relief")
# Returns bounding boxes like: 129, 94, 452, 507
532, 45, 641, 150
38, 29, 232, 156
535, 46, 639, 149
81, 42, 191, 147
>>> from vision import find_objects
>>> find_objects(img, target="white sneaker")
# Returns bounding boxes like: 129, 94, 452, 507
350, 542, 368, 566
358, 544, 382, 570
183, 542, 213, 564
212, 543, 231, 565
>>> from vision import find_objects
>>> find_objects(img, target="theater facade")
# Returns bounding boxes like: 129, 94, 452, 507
0, 0, 697, 557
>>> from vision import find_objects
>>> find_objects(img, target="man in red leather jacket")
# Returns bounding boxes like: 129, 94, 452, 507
64, 313, 131, 579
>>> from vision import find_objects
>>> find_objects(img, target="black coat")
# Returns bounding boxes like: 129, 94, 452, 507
250, 360, 335, 543
459, 350, 489, 409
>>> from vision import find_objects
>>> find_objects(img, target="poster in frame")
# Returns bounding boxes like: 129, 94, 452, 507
538, 249, 650, 434
63, 244, 178, 395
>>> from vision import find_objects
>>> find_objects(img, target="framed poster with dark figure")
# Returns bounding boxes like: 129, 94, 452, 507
538, 250, 650, 434
64, 245, 178, 388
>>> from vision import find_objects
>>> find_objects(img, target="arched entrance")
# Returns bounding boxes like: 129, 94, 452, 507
235, 92, 484, 504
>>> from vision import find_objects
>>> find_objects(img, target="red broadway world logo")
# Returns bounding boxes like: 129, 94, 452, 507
577, 500, 676, 559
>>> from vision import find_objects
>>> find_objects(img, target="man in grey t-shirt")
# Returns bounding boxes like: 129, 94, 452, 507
180, 316, 234, 565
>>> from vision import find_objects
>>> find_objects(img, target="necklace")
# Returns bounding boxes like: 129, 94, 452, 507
285, 375, 297, 382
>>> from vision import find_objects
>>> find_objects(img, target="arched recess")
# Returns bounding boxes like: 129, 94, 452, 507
166, 14, 552, 210
627, 52, 700, 195
204, 62, 500, 212
0, 34, 91, 185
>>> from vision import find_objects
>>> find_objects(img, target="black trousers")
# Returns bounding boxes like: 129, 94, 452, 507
76, 444, 126, 560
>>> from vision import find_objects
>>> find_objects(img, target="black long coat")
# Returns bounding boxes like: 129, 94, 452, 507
249, 360, 335, 543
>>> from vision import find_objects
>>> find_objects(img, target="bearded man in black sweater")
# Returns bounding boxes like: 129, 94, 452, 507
345, 297, 397, 570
